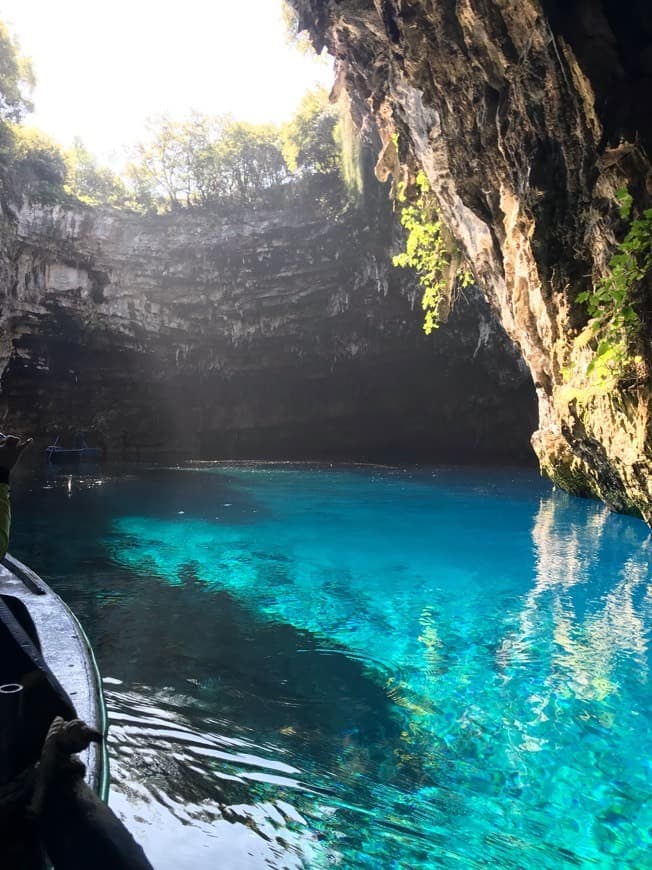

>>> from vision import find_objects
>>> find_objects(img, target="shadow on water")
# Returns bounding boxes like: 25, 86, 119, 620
94, 563, 449, 869
95, 569, 406, 778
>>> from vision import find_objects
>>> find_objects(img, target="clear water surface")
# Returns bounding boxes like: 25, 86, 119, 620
9, 463, 652, 869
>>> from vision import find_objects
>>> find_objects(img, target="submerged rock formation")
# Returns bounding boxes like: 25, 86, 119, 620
287, 0, 652, 518
0, 175, 534, 461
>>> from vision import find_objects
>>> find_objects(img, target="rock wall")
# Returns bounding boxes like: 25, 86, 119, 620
287, 0, 652, 519
0, 175, 535, 462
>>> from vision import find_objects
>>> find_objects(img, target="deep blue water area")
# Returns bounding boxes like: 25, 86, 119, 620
9, 463, 652, 869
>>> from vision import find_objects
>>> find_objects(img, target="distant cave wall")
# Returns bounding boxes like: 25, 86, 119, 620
287, 0, 652, 517
0, 175, 535, 462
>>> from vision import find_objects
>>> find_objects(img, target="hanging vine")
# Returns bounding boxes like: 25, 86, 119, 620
392, 171, 473, 334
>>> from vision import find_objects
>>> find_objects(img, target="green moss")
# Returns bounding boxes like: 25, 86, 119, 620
546, 459, 600, 499
539, 441, 601, 500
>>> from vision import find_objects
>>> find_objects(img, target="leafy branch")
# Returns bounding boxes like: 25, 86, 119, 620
574, 187, 650, 389
392, 171, 472, 334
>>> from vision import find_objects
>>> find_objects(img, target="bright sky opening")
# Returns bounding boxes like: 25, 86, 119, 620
1, 0, 334, 165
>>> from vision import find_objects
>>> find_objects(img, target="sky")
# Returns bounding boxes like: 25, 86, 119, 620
1, 0, 334, 165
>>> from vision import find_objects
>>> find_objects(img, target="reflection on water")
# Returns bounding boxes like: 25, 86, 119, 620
514, 499, 652, 701
9, 464, 652, 868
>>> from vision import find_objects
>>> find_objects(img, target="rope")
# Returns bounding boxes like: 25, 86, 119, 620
26, 716, 102, 818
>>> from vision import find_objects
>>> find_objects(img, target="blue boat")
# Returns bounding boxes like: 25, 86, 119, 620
46, 435, 104, 465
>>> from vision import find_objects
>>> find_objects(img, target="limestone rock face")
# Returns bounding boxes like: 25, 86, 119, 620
288, 0, 652, 519
0, 176, 534, 461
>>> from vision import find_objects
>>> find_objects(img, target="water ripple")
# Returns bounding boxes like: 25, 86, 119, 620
105, 685, 321, 869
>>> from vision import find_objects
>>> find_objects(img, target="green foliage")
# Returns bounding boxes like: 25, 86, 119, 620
392, 171, 473, 333
65, 138, 128, 207
126, 114, 288, 212
0, 19, 38, 199
0, 21, 34, 123
574, 187, 650, 390
127, 114, 205, 211
125, 93, 353, 212
10, 126, 67, 202
214, 121, 288, 200
280, 89, 340, 175
281, 5, 356, 185
0, 12, 355, 215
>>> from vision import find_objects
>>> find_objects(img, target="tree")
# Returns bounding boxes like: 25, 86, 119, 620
281, 88, 340, 174
0, 21, 34, 123
126, 114, 288, 211
10, 126, 67, 202
280, 1, 317, 55
126, 115, 195, 211
65, 138, 128, 207
180, 113, 230, 205
0, 19, 37, 199
214, 122, 287, 200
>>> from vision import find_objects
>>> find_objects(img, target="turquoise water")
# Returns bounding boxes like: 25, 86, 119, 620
10, 463, 652, 869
